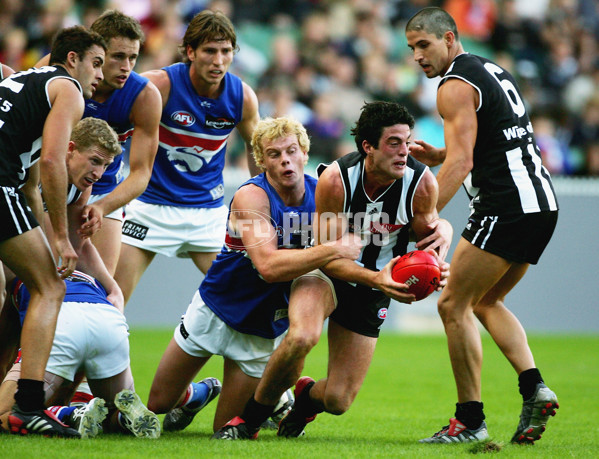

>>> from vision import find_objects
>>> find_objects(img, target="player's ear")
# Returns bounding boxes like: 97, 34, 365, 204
186, 45, 195, 62
66, 50, 79, 67
444, 31, 454, 47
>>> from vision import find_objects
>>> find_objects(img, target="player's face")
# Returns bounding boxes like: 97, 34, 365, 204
187, 39, 233, 87
99, 37, 140, 90
73, 45, 105, 98
406, 30, 451, 78
66, 143, 114, 191
262, 135, 307, 188
364, 124, 411, 182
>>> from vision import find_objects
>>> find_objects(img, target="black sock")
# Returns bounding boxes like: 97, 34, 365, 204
241, 395, 275, 430
14, 379, 45, 412
518, 368, 544, 401
455, 401, 485, 430
294, 380, 322, 418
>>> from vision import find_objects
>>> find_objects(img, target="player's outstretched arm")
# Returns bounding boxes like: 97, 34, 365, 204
233, 184, 361, 283
83, 81, 162, 222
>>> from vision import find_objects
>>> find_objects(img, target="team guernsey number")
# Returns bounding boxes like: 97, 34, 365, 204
484, 62, 526, 117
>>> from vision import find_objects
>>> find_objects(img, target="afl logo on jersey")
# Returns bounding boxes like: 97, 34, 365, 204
377, 308, 388, 319
171, 111, 196, 127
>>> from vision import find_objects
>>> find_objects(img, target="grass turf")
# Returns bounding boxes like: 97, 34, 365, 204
2, 330, 598, 457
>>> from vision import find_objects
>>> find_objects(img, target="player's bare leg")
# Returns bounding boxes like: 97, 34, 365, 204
147, 338, 210, 414
0, 230, 65, 383
473, 262, 535, 373
188, 251, 218, 275
213, 359, 259, 432
91, 218, 123, 276
254, 276, 335, 406
437, 239, 512, 403
114, 243, 155, 305
278, 321, 376, 437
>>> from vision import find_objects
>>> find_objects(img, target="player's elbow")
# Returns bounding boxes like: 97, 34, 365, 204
258, 266, 281, 283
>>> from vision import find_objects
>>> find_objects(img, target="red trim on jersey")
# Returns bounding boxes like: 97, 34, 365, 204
159, 124, 228, 150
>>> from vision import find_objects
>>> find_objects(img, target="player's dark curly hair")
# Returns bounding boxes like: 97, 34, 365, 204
351, 101, 415, 156
50, 26, 107, 65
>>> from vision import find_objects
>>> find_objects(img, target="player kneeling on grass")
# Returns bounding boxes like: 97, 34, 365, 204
0, 270, 160, 438
146, 116, 362, 435
213, 101, 453, 440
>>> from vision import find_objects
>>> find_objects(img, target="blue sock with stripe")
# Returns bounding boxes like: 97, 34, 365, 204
184, 381, 210, 410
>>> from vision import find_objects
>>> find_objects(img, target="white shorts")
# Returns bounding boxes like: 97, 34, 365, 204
45, 301, 130, 381
121, 200, 228, 258
291, 269, 338, 308
88, 193, 124, 221
174, 291, 286, 378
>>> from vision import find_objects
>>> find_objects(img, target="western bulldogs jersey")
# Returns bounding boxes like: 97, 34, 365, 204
439, 53, 558, 216
199, 173, 317, 339
319, 152, 427, 273
138, 63, 243, 207
0, 66, 81, 187
84, 71, 148, 195
11, 270, 111, 326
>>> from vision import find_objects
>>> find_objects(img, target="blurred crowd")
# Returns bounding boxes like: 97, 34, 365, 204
1, 0, 599, 175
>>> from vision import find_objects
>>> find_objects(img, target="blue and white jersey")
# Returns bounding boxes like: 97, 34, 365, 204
84, 71, 148, 195
199, 173, 317, 339
138, 63, 243, 207
11, 270, 112, 326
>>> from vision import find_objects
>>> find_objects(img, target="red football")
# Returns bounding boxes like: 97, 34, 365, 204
391, 250, 441, 301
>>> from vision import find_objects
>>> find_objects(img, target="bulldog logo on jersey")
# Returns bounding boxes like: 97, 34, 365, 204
160, 124, 229, 173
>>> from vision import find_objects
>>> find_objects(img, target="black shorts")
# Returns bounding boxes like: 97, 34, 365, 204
0, 186, 39, 243
328, 278, 390, 338
462, 210, 558, 264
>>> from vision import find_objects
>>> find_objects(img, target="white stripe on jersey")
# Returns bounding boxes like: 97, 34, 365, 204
528, 144, 558, 211
506, 145, 558, 213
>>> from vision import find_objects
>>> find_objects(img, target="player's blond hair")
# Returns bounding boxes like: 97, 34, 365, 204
71, 117, 121, 157
251, 117, 310, 171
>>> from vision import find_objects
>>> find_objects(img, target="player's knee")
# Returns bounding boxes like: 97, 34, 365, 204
437, 295, 459, 323
285, 329, 320, 356
31, 276, 66, 305
323, 392, 352, 415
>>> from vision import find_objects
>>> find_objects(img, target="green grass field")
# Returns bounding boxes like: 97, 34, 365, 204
2, 330, 598, 457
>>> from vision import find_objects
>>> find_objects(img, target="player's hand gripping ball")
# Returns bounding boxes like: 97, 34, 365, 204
391, 250, 441, 301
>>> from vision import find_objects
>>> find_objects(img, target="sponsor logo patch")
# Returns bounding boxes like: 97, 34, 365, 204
377, 308, 388, 319
179, 322, 189, 339
205, 115, 236, 130
122, 221, 149, 240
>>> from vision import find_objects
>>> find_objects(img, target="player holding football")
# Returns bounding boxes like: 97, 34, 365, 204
213, 101, 452, 439
405, 7, 559, 444
147, 116, 362, 434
